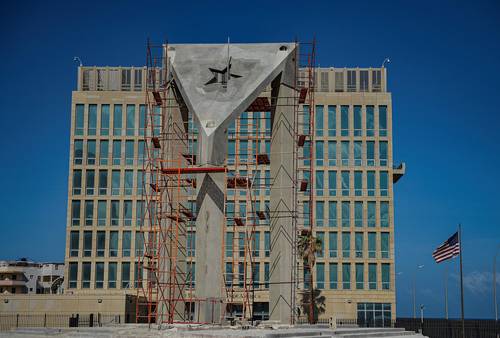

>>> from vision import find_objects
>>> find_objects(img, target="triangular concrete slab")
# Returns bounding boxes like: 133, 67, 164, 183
168, 43, 295, 136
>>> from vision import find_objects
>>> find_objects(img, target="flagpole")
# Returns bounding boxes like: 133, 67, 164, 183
444, 263, 448, 320
459, 224, 465, 338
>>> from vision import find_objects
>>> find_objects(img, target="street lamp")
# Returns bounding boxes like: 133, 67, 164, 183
413, 265, 424, 319
494, 244, 500, 322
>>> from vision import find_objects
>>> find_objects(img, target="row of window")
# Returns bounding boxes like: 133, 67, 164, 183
72, 169, 144, 196
73, 139, 145, 166
305, 262, 391, 290
305, 140, 390, 167
304, 105, 388, 137
70, 200, 142, 227
313, 69, 383, 93
74, 104, 148, 137
68, 261, 146, 289
69, 229, 391, 261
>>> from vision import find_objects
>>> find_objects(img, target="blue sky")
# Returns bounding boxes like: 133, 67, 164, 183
1, 0, 499, 319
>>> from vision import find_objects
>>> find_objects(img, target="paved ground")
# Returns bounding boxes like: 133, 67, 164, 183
0, 325, 427, 338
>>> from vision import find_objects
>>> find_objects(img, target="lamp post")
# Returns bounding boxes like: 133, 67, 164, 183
413, 265, 424, 319
494, 244, 500, 322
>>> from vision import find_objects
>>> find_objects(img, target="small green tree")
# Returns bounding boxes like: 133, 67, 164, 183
297, 232, 323, 324
300, 288, 326, 323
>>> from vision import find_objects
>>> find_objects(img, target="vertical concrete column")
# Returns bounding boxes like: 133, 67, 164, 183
269, 82, 296, 323
194, 129, 225, 323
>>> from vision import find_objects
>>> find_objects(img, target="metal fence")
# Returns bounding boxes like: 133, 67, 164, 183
0, 313, 124, 331
395, 318, 500, 338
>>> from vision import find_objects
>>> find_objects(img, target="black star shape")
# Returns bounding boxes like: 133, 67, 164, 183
205, 57, 242, 86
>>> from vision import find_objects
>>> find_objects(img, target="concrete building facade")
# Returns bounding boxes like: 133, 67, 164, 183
64, 55, 403, 323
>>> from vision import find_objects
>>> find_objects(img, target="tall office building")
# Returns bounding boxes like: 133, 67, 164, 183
64, 60, 404, 322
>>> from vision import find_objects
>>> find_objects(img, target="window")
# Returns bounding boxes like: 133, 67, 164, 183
265, 170, 270, 196
88, 105, 97, 135
265, 262, 270, 289
328, 201, 337, 227
113, 105, 122, 136
238, 233, 245, 258
111, 201, 119, 226
369, 263, 377, 290
303, 141, 310, 166
121, 69, 131, 91
97, 201, 107, 226
138, 141, 145, 165
70, 231, 79, 257
381, 232, 390, 259
342, 232, 350, 258
240, 140, 248, 162
252, 232, 260, 257
135, 232, 144, 256
72, 170, 82, 195
335, 72, 344, 92
111, 141, 121, 165
71, 200, 81, 226
83, 231, 92, 257
303, 201, 310, 227
372, 70, 382, 92
355, 232, 364, 258
328, 170, 337, 196
354, 141, 362, 166
360, 71, 368, 92
347, 70, 356, 92
316, 170, 324, 197
124, 170, 133, 195
99, 140, 109, 165
329, 263, 338, 289
264, 231, 270, 257
367, 141, 375, 166
85, 170, 95, 195
187, 231, 196, 257
136, 200, 144, 227
138, 105, 146, 136
368, 232, 376, 258
125, 141, 134, 165
96, 231, 105, 257
367, 201, 376, 227
74, 140, 83, 165
225, 232, 233, 257
341, 141, 349, 166
75, 104, 84, 136
84, 200, 93, 226
228, 140, 235, 165
238, 262, 244, 287
304, 264, 311, 290
316, 201, 324, 227
109, 231, 118, 257
354, 171, 362, 196
341, 201, 350, 227
379, 106, 388, 137
95, 262, 104, 288
356, 263, 364, 289
380, 202, 389, 227
379, 141, 388, 167
341, 171, 350, 196
316, 105, 324, 136
341, 106, 349, 136
112, 170, 121, 195
252, 262, 260, 288
327, 105, 336, 136
366, 106, 374, 136
328, 232, 337, 257
100, 105, 110, 135
134, 261, 143, 288
68, 263, 78, 288
108, 262, 117, 288
342, 263, 351, 289
303, 105, 310, 134
328, 141, 336, 166
354, 106, 362, 136
382, 264, 390, 290
316, 141, 324, 166
82, 262, 91, 288
380, 171, 388, 196
122, 231, 131, 257
122, 262, 131, 288
355, 202, 363, 227
153, 106, 161, 135
134, 69, 143, 91
316, 263, 325, 289
86, 140, 96, 165
98, 170, 108, 195
367, 171, 375, 196
225, 262, 234, 287
314, 232, 324, 258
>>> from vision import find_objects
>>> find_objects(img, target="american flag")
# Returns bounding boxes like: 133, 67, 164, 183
433, 232, 460, 263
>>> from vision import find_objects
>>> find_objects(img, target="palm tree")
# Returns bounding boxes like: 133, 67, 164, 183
300, 288, 326, 323
297, 232, 323, 324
